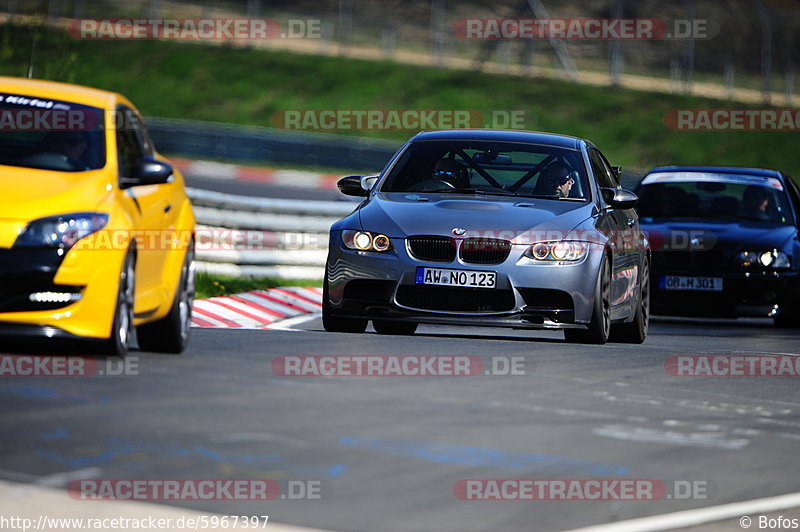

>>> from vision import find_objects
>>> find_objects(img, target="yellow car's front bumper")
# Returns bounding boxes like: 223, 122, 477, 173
0, 243, 125, 340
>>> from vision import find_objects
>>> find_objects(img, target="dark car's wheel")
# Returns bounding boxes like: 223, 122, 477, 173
137, 242, 196, 354
564, 256, 611, 345
99, 248, 136, 357
322, 278, 367, 333
372, 320, 418, 335
610, 257, 650, 344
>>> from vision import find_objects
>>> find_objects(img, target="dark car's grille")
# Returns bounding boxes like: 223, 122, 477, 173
396, 285, 515, 312
407, 236, 456, 262
653, 249, 729, 271
459, 238, 512, 265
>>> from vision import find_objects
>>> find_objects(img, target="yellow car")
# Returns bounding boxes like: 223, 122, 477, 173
0, 77, 195, 356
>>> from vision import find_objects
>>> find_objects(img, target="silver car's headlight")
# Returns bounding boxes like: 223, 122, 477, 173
738, 250, 791, 269
342, 230, 392, 252
14, 212, 109, 251
524, 241, 589, 262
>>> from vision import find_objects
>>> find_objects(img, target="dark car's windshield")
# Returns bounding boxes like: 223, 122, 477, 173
636, 172, 794, 225
0, 93, 105, 172
380, 139, 589, 200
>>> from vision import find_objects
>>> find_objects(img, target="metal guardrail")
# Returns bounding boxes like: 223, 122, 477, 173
148, 117, 400, 171
188, 187, 344, 280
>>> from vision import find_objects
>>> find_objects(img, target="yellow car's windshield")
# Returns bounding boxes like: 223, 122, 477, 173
0, 93, 105, 172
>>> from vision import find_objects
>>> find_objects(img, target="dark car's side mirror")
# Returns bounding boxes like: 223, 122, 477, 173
601, 187, 638, 210
337, 175, 372, 197
120, 157, 173, 189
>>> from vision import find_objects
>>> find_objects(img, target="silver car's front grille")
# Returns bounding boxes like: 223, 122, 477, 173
407, 236, 457, 262
459, 238, 512, 265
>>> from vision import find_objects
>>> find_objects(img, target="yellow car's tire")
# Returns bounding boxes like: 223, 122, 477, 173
97, 248, 136, 358
137, 243, 196, 354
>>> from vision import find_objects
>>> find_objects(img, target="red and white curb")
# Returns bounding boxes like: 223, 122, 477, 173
192, 287, 323, 329
172, 158, 340, 189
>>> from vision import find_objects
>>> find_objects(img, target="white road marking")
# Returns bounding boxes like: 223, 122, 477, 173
564, 491, 800, 532
592, 424, 750, 450
0, 467, 101, 488
266, 313, 321, 330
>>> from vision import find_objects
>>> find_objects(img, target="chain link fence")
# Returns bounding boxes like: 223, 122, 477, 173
4, 0, 798, 105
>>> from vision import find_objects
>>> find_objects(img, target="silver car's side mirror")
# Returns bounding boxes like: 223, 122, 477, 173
337, 175, 379, 197
361, 175, 379, 191
601, 187, 638, 210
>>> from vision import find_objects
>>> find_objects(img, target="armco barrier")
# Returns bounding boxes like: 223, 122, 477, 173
147, 117, 401, 171
187, 187, 350, 280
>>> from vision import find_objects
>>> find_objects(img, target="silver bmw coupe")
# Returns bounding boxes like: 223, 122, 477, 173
324, 130, 650, 344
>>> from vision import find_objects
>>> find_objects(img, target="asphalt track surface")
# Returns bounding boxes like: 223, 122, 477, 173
1, 316, 799, 532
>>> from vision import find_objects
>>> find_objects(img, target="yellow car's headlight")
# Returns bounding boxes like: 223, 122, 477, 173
14, 212, 108, 251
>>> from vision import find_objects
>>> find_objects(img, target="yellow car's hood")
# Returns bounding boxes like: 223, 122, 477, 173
0, 165, 113, 248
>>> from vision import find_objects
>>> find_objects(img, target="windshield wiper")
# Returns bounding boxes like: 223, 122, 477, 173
523, 194, 586, 201
429, 188, 521, 197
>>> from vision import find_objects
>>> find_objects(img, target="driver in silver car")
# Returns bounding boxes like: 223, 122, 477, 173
537, 164, 575, 198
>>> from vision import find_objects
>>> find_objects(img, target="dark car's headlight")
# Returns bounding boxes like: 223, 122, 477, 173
737, 250, 791, 269
342, 230, 392, 252
524, 241, 589, 262
14, 213, 109, 252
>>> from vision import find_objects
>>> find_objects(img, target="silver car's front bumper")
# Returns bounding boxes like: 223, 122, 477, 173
326, 234, 604, 330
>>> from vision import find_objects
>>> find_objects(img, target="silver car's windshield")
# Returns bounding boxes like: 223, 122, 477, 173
381, 140, 589, 200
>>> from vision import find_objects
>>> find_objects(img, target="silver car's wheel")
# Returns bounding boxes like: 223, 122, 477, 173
322, 279, 367, 333
565, 256, 611, 345
611, 257, 650, 344
372, 320, 417, 335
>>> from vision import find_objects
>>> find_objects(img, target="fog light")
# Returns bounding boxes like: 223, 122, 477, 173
29, 292, 82, 304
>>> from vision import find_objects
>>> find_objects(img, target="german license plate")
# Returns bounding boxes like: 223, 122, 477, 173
660, 275, 723, 291
416, 267, 496, 288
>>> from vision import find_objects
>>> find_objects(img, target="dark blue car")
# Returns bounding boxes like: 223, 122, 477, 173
634, 166, 800, 327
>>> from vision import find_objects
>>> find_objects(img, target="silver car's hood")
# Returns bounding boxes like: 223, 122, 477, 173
358, 192, 594, 241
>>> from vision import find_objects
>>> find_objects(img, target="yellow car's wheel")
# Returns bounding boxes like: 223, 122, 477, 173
137, 242, 196, 354
98, 249, 136, 358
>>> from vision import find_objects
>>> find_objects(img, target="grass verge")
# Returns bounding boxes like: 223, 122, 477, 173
0, 22, 798, 177
195, 273, 322, 300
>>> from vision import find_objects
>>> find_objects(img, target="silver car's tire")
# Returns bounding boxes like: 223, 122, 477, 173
564, 256, 611, 345
372, 320, 417, 335
322, 279, 367, 333
774, 308, 800, 328
610, 257, 650, 344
